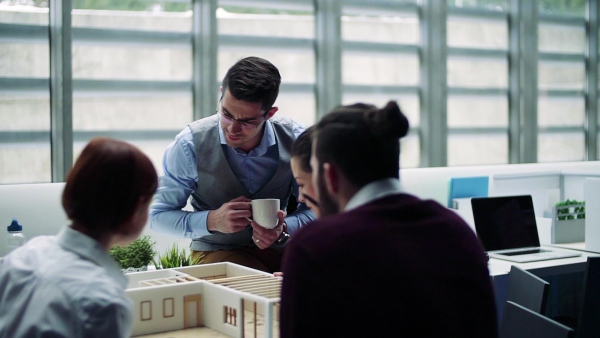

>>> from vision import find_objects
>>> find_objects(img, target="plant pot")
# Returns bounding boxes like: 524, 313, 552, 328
552, 204, 585, 244
552, 218, 585, 244
121, 265, 148, 274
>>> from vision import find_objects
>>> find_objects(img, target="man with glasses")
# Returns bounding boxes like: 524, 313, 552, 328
150, 56, 315, 273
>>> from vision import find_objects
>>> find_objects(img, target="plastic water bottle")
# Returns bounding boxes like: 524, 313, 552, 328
6, 218, 25, 255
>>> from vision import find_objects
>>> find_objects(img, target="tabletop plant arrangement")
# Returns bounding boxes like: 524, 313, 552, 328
153, 243, 200, 269
552, 199, 585, 244
555, 199, 585, 220
109, 235, 156, 273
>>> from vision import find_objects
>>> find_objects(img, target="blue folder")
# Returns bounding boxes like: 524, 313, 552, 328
447, 176, 489, 208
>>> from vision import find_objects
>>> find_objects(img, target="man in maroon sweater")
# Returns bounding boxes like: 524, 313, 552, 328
280, 101, 498, 337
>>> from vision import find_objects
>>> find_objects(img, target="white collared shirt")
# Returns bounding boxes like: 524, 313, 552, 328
0, 227, 132, 338
345, 178, 404, 211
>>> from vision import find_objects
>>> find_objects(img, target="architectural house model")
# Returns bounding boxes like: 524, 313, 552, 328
125, 262, 281, 337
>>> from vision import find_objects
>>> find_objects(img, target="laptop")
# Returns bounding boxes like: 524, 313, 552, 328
471, 195, 581, 263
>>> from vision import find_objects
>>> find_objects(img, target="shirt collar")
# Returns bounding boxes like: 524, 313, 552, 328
57, 227, 128, 288
218, 119, 276, 156
344, 178, 403, 211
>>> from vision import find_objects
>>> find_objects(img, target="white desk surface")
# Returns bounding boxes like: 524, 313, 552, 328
548, 242, 600, 253
488, 245, 600, 277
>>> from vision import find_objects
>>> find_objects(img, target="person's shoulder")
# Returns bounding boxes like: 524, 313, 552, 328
379, 193, 453, 215
270, 114, 302, 127
20, 234, 57, 250
188, 114, 219, 133
288, 215, 345, 245
36, 247, 124, 293
51, 261, 129, 306
3, 235, 58, 269
17, 259, 125, 309
54, 274, 131, 336
359, 193, 473, 232
270, 115, 305, 140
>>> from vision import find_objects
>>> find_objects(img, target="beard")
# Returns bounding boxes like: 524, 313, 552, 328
316, 169, 340, 217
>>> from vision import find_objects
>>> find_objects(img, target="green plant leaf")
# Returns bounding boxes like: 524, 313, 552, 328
555, 199, 586, 221
109, 235, 156, 269
154, 243, 198, 269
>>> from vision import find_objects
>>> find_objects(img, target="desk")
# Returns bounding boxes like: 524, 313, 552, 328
549, 242, 600, 254
489, 246, 597, 277
488, 246, 600, 323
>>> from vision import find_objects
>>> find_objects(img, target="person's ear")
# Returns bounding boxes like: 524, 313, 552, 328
323, 162, 339, 196
219, 86, 223, 94
264, 107, 278, 120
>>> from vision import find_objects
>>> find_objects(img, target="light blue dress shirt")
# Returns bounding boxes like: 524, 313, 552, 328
0, 227, 132, 338
150, 117, 314, 240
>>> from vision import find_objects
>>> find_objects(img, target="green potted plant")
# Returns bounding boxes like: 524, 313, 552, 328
109, 235, 156, 273
555, 199, 585, 220
552, 199, 585, 244
153, 243, 200, 269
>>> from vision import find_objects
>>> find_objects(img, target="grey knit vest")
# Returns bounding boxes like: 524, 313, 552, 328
188, 114, 295, 251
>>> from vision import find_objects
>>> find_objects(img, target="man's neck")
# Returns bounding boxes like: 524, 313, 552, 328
337, 181, 359, 212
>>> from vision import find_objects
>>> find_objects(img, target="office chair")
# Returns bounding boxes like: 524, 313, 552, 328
505, 265, 550, 314
575, 256, 600, 338
500, 301, 574, 338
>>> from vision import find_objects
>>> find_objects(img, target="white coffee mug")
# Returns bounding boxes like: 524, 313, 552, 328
251, 199, 280, 229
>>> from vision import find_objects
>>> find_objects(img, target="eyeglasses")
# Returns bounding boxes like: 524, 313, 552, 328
216, 101, 269, 130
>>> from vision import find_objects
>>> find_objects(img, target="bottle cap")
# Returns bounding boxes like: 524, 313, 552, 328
7, 218, 22, 232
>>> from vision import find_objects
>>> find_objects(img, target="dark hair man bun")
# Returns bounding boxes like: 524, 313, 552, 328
363, 100, 409, 140
314, 100, 410, 187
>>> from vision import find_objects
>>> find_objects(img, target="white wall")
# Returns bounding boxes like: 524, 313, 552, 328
0, 182, 189, 257
0, 183, 67, 256
400, 161, 600, 212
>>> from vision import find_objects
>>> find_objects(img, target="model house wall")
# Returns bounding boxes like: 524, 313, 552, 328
125, 262, 280, 337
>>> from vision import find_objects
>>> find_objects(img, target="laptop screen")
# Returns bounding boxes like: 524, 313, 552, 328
471, 195, 541, 252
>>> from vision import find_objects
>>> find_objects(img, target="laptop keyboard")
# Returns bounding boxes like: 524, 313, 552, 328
500, 249, 549, 256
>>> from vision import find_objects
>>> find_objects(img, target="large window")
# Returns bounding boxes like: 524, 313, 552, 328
341, 1, 420, 168
217, 2, 316, 127
0, 5, 51, 183
538, 1, 587, 162
447, 1, 509, 166
0, 0, 599, 184
71, 0, 193, 175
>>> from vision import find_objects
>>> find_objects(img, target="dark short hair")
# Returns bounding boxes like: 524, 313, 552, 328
314, 101, 409, 187
221, 56, 281, 111
291, 125, 315, 173
62, 137, 158, 232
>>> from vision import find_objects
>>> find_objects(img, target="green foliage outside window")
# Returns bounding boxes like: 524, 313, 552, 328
539, 0, 586, 16
10, 0, 588, 16
446, 0, 586, 16
73, 0, 189, 12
